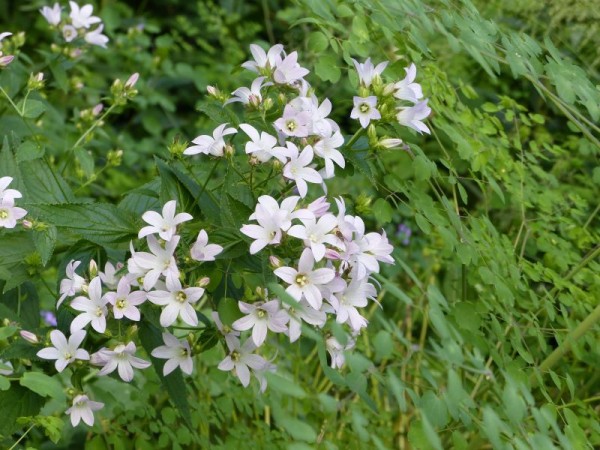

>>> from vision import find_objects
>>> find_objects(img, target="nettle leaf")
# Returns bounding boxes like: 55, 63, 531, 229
32, 225, 57, 266
138, 321, 192, 429
0, 384, 45, 436
20, 158, 75, 204
0, 232, 36, 292
32, 203, 137, 246
15, 141, 45, 163
315, 54, 341, 83
17, 99, 47, 119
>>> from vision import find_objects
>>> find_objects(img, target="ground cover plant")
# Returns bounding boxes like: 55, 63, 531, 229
0, 0, 598, 449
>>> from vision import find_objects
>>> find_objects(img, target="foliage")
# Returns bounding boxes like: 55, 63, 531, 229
0, 0, 598, 449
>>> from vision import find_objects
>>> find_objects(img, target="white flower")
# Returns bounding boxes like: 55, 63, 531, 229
84, 24, 109, 48
274, 103, 311, 138
40, 3, 62, 25
212, 311, 240, 342
62, 24, 77, 42
69, 1, 101, 29
239, 123, 288, 163
147, 276, 204, 327
0, 198, 27, 229
57, 260, 87, 308
351, 58, 388, 87
306, 196, 330, 218
232, 300, 289, 347
329, 278, 376, 332
0, 359, 13, 376
248, 195, 312, 232
95, 342, 150, 382
240, 203, 283, 254
218, 337, 268, 387
225, 77, 271, 106
127, 235, 180, 291
326, 336, 355, 369
184, 123, 237, 157
282, 143, 322, 198
98, 261, 122, 290
394, 63, 423, 103
37, 329, 90, 372
103, 276, 146, 321
151, 332, 193, 376
379, 138, 404, 149
138, 200, 192, 242
396, 100, 431, 134
283, 299, 326, 343
313, 129, 345, 178
0, 176, 22, 202
69, 277, 108, 333
66, 394, 104, 427
190, 229, 223, 262
287, 213, 341, 262
350, 96, 381, 128
242, 43, 284, 73
274, 248, 335, 310
273, 51, 309, 84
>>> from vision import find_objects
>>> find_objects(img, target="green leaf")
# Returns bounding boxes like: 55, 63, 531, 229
20, 372, 65, 400
278, 415, 317, 443
139, 321, 192, 429
0, 326, 18, 340
21, 159, 75, 204
315, 54, 341, 83
372, 198, 393, 225
265, 372, 307, 398
0, 375, 9, 390
307, 31, 329, 52
18, 99, 47, 119
32, 225, 57, 266
32, 203, 137, 245
16, 141, 44, 163
0, 384, 45, 436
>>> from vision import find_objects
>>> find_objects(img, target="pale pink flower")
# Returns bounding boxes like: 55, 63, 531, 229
273, 51, 309, 84
287, 214, 341, 262
225, 77, 271, 106
57, 260, 87, 307
127, 235, 180, 291
184, 123, 237, 157
147, 276, 204, 327
274, 103, 311, 138
242, 43, 284, 73
66, 395, 104, 427
282, 143, 322, 198
393, 63, 423, 103
103, 276, 146, 321
313, 129, 345, 178
95, 342, 150, 382
69, 277, 108, 333
218, 337, 269, 387
37, 329, 89, 372
190, 229, 223, 262
151, 332, 193, 376
40, 3, 62, 26
239, 123, 288, 163
232, 300, 289, 347
351, 58, 388, 87
84, 24, 109, 48
69, 1, 101, 29
0, 198, 27, 229
0, 176, 22, 202
396, 100, 431, 134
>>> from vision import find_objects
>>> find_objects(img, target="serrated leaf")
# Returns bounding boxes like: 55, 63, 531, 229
32, 203, 137, 245
16, 141, 44, 163
20, 159, 74, 204
18, 99, 47, 119
315, 54, 341, 83
32, 225, 57, 266
20, 372, 65, 400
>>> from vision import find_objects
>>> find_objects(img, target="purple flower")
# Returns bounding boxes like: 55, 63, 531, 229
41, 310, 58, 327
397, 223, 412, 245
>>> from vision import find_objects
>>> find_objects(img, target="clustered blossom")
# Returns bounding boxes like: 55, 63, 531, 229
40, 2, 108, 48
0, 177, 27, 229
351, 58, 431, 134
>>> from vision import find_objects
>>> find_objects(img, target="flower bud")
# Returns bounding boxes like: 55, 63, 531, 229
224, 144, 235, 158
0, 54, 14, 67
89, 260, 98, 277
269, 256, 282, 268
20, 330, 39, 344
22, 219, 33, 229
197, 277, 210, 287
168, 135, 189, 157
207, 85, 218, 97
27, 72, 45, 90
355, 193, 372, 215
379, 138, 403, 149
92, 103, 104, 116
107, 149, 123, 167
125, 73, 139, 89
262, 97, 274, 111
383, 82, 396, 96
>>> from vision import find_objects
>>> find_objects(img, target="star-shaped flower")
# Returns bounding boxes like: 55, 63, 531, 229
138, 200, 192, 242
37, 329, 90, 372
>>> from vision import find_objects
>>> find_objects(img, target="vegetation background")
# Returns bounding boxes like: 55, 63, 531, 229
0, 0, 598, 448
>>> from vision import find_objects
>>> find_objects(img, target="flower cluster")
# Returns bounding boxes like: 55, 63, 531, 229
0, 177, 27, 229
351, 58, 431, 134
40, 2, 108, 48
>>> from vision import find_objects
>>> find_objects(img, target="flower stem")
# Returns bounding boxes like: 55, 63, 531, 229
9, 424, 35, 450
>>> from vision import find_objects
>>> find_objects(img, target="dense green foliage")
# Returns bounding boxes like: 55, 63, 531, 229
0, 0, 598, 448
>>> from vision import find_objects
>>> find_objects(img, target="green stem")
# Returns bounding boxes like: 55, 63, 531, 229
531, 302, 600, 387
0, 86, 22, 115
344, 127, 366, 151
198, 159, 221, 199
71, 103, 118, 151
9, 424, 35, 450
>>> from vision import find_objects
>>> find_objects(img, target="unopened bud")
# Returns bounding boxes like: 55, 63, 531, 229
249, 94, 261, 108
22, 219, 33, 229
262, 97, 274, 111
379, 138, 403, 149
89, 260, 98, 277
125, 73, 139, 89
168, 135, 188, 156
355, 193, 372, 215
248, 155, 259, 166
198, 277, 210, 287
92, 103, 104, 116
383, 82, 396, 96
224, 144, 235, 157
269, 256, 282, 268
27, 72, 45, 90
20, 330, 39, 344
0, 54, 14, 67
207, 85, 220, 98
107, 149, 123, 166
367, 123, 378, 143
272, 159, 282, 170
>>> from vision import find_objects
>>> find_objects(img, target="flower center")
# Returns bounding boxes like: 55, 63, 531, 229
295, 274, 308, 287
64, 352, 73, 360
285, 120, 297, 132
257, 309, 266, 319
176, 291, 187, 303
95, 307, 103, 317
359, 103, 370, 113
180, 348, 189, 357
0, 209, 8, 219
116, 298, 127, 309
231, 350, 241, 362
309, 233, 318, 243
